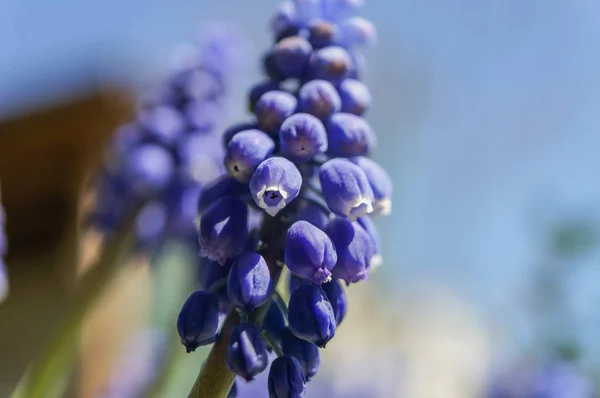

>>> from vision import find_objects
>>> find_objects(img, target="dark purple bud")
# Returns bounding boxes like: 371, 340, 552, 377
249, 81, 280, 112
184, 100, 223, 132
227, 251, 273, 312
319, 158, 374, 220
224, 122, 261, 147
285, 221, 337, 284
249, 157, 302, 217
177, 290, 220, 352
288, 283, 336, 347
337, 17, 377, 47
268, 356, 307, 398
199, 196, 248, 265
272, 36, 313, 79
349, 156, 392, 215
262, 302, 287, 347
338, 78, 371, 116
309, 46, 353, 83
225, 129, 275, 182
326, 217, 373, 284
357, 216, 382, 268
255, 91, 298, 134
321, 279, 347, 325
326, 112, 375, 157
279, 113, 328, 162
226, 323, 269, 381
270, 1, 298, 37
282, 329, 320, 381
126, 144, 174, 195
297, 80, 341, 120
297, 202, 330, 230
309, 19, 338, 49
198, 175, 249, 214
138, 106, 185, 145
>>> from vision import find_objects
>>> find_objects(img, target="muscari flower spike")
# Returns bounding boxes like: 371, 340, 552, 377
177, 290, 220, 352
183, 2, 391, 395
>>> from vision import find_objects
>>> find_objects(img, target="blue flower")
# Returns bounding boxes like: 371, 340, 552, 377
226, 323, 269, 381
285, 221, 337, 284
177, 290, 220, 352
224, 121, 262, 147
297, 79, 341, 120
356, 216, 382, 268
197, 175, 249, 214
282, 329, 321, 381
271, 36, 313, 79
256, 90, 298, 134
326, 112, 375, 157
337, 17, 377, 47
309, 46, 353, 83
288, 283, 336, 347
308, 19, 339, 49
279, 113, 328, 162
249, 81, 281, 113
319, 158, 374, 220
270, 1, 298, 37
134, 201, 168, 250
198, 258, 231, 307
199, 196, 248, 265
326, 217, 373, 284
337, 78, 371, 116
227, 251, 273, 312
138, 105, 186, 146
268, 355, 307, 398
322, 0, 364, 22
126, 144, 175, 195
321, 279, 347, 326
225, 129, 276, 182
350, 156, 392, 215
249, 157, 302, 217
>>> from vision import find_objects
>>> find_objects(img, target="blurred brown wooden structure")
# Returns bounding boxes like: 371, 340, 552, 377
0, 88, 133, 396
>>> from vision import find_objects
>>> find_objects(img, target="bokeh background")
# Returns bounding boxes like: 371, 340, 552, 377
1, 0, 600, 397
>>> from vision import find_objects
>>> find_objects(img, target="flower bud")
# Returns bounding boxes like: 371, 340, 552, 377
227, 252, 273, 312
338, 78, 371, 116
198, 258, 231, 304
288, 283, 336, 347
272, 36, 312, 79
357, 216, 382, 268
199, 196, 248, 265
279, 113, 328, 162
249, 157, 302, 217
297, 202, 330, 230
126, 144, 174, 195
337, 17, 377, 47
321, 279, 347, 325
177, 290, 220, 352
225, 129, 275, 182
198, 175, 249, 214
326, 112, 375, 157
249, 81, 280, 113
255, 90, 298, 133
297, 80, 341, 120
326, 217, 373, 284
319, 158, 374, 220
309, 46, 353, 83
285, 221, 337, 284
226, 323, 269, 381
309, 19, 338, 49
268, 356, 307, 398
282, 329, 320, 381
350, 156, 392, 215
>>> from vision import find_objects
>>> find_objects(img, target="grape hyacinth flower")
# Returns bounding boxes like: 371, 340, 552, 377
177, 290, 220, 352
181, 3, 391, 397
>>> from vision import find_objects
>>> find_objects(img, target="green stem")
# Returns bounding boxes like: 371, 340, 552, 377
261, 330, 283, 357
17, 202, 144, 398
187, 217, 289, 398
273, 290, 289, 322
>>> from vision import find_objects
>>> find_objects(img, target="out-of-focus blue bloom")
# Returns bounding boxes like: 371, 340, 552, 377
309, 46, 353, 83
326, 216, 373, 284
288, 283, 336, 347
297, 201, 330, 230
225, 129, 275, 182
177, 290, 220, 352
268, 355, 307, 398
336, 17, 377, 47
227, 251, 273, 312
322, 0, 365, 22
350, 156, 392, 216
197, 175, 249, 214
138, 106, 186, 146
126, 144, 175, 195
320, 279, 347, 325
308, 19, 339, 49
337, 78, 371, 116
297, 80, 341, 120
285, 220, 337, 284
256, 90, 298, 134
271, 36, 313, 79
271, 1, 298, 38
326, 112, 375, 157
282, 328, 321, 381
356, 216, 382, 268
279, 113, 328, 162
134, 201, 169, 250
319, 158, 374, 220
199, 196, 248, 265
226, 323, 269, 381
249, 157, 302, 217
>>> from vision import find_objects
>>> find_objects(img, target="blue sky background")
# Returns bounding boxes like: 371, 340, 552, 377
2, 0, 600, 366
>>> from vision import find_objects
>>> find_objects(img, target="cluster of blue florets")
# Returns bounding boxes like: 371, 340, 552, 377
88, 31, 240, 252
177, 1, 391, 397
